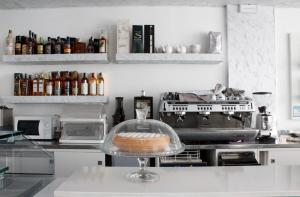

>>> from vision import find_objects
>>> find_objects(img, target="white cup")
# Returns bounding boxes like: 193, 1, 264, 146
175, 45, 187, 54
162, 45, 173, 54
190, 44, 201, 53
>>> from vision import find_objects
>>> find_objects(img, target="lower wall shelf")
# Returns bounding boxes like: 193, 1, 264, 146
116, 53, 223, 64
0, 96, 108, 104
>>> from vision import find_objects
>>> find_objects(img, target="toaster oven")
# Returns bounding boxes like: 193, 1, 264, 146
59, 115, 107, 144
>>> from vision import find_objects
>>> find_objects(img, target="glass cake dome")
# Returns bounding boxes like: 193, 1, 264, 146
101, 109, 184, 182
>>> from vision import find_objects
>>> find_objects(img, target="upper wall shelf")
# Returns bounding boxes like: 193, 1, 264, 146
116, 53, 223, 64
2, 54, 108, 64
0, 96, 108, 104
0, 0, 299, 9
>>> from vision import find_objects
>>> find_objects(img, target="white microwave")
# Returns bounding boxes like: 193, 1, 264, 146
14, 115, 60, 140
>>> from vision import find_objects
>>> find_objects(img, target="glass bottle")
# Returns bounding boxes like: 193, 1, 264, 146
6, 30, 14, 55
28, 75, 33, 96
21, 36, 27, 55
46, 73, 53, 96
14, 73, 22, 96
112, 97, 125, 126
54, 37, 62, 54
33, 74, 38, 96
54, 72, 61, 96
63, 37, 71, 54
71, 71, 79, 96
63, 71, 70, 96
89, 73, 97, 96
99, 30, 107, 53
33, 33, 37, 54
38, 74, 45, 96
15, 36, 22, 55
44, 37, 52, 54
21, 74, 29, 96
96, 72, 104, 96
81, 73, 88, 96
27, 30, 33, 55
86, 37, 94, 53
37, 37, 44, 54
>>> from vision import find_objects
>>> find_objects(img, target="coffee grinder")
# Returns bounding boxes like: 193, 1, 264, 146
252, 92, 273, 139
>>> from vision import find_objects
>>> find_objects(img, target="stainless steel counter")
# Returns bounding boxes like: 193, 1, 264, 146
34, 136, 300, 151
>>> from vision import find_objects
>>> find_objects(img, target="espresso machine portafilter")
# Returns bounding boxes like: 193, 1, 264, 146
252, 92, 272, 138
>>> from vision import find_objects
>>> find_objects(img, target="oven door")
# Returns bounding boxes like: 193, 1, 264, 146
16, 119, 44, 139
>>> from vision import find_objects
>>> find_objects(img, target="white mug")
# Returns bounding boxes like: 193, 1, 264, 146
190, 44, 201, 53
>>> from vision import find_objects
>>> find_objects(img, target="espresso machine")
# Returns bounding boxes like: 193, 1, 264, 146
158, 88, 258, 142
252, 92, 273, 139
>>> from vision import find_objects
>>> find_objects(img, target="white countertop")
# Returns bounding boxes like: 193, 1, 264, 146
54, 165, 300, 197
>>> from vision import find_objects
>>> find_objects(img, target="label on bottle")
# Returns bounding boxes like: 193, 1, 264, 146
37, 45, 44, 54
72, 81, 78, 96
54, 44, 61, 54
15, 43, 22, 55
97, 82, 104, 96
64, 81, 70, 95
81, 82, 88, 95
45, 45, 51, 54
54, 87, 61, 96
22, 44, 27, 55
33, 80, 38, 94
99, 40, 106, 53
64, 48, 71, 54
46, 83, 53, 96
89, 81, 96, 95
39, 80, 44, 95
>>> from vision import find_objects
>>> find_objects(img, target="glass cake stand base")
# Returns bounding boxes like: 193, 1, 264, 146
126, 157, 159, 183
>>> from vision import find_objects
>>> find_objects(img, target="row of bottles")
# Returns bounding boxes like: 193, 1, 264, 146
6, 30, 107, 55
14, 71, 104, 96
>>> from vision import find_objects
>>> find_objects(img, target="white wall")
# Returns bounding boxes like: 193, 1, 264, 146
0, 6, 227, 126
275, 8, 300, 130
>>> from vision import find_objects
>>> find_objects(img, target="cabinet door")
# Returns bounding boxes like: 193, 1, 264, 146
267, 149, 300, 165
54, 151, 105, 177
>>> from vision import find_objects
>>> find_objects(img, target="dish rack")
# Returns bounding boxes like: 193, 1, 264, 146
160, 150, 202, 164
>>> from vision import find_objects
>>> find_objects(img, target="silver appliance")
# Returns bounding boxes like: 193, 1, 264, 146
158, 91, 258, 142
0, 106, 13, 130
14, 115, 60, 140
252, 92, 272, 138
59, 115, 108, 144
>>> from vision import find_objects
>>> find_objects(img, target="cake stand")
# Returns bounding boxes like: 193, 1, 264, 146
101, 110, 184, 183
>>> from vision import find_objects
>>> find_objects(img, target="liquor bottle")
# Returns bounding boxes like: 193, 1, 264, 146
89, 73, 97, 96
27, 30, 33, 54
132, 25, 143, 53
81, 73, 88, 96
63, 37, 71, 54
86, 37, 94, 53
93, 38, 100, 53
54, 37, 62, 54
112, 97, 125, 126
21, 74, 29, 96
14, 73, 22, 96
5, 30, 14, 55
38, 74, 45, 96
33, 33, 37, 54
46, 72, 53, 96
144, 25, 155, 53
96, 72, 104, 96
37, 37, 44, 54
63, 71, 70, 96
21, 36, 27, 55
44, 37, 52, 54
54, 72, 61, 96
99, 30, 107, 53
33, 74, 38, 96
15, 36, 22, 55
71, 71, 79, 96
51, 38, 56, 54
28, 75, 33, 96
60, 71, 66, 95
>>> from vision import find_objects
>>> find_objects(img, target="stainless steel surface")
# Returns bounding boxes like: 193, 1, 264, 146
160, 150, 202, 164
0, 107, 13, 129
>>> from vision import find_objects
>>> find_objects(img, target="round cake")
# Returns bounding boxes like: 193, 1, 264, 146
113, 132, 170, 153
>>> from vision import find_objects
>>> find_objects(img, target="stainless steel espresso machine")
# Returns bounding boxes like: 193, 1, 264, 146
158, 86, 259, 167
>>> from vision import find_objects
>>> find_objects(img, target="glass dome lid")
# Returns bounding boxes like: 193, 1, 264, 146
102, 117, 184, 158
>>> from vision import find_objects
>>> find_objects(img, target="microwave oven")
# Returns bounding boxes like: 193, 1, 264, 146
14, 115, 60, 140
59, 115, 107, 144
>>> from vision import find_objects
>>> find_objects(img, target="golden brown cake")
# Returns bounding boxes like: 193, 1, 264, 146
113, 132, 170, 153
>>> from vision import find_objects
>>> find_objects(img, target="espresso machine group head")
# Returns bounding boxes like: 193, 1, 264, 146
252, 92, 273, 139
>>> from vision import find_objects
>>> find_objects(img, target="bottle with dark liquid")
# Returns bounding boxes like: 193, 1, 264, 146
112, 97, 125, 126
54, 37, 62, 54
44, 37, 52, 54
14, 73, 22, 96
81, 73, 88, 96
64, 37, 71, 54
63, 71, 70, 96
21, 74, 29, 96
15, 36, 22, 55
32, 32, 37, 54
28, 75, 33, 96
21, 36, 27, 55
54, 72, 61, 96
33, 74, 38, 96
86, 37, 94, 53
37, 37, 44, 54
38, 74, 45, 96
27, 30, 33, 54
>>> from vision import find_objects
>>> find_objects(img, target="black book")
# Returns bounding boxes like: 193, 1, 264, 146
144, 25, 155, 53
132, 25, 143, 53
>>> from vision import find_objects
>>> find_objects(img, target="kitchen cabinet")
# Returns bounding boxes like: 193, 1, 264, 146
259, 149, 300, 165
50, 150, 105, 177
